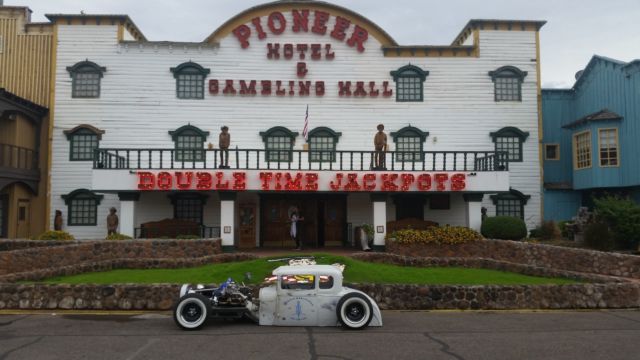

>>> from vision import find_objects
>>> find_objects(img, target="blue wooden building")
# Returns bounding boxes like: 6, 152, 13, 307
542, 55, 640, 221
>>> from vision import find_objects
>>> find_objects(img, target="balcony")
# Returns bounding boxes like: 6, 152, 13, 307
93, 148, 509, 172
0, 143, 40, 193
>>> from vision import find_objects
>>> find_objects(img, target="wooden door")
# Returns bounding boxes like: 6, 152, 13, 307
16, 199, 30, 239
238, 204, 256, 249
323, 196, 346, 247
260, 195, 317, 248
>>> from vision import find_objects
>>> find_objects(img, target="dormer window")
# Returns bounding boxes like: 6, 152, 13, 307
489, 66, 528, 102
260, 127, 298, 162
67, 60, 106, 98
169, 125, 210, 162
170, 62, 210, 99
490, 127, 530, 162
391, 126, 429, 161
308, 127, 341, 162
390, 64, 429, 102
63, 125, 105, 161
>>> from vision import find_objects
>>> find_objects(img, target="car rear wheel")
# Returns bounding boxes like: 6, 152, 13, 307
336, 293, 373, 330
174, 294, 209, 330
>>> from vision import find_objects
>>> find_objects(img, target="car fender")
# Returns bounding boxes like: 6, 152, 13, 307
340, 287, 383, 327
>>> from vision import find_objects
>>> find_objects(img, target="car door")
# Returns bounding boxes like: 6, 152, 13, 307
275, 273, 319, 326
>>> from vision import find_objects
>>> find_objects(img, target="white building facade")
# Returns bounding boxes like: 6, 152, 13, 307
48, 1, 545, 250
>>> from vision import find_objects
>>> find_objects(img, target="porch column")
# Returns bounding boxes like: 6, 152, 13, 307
371, 194, 387, 252
118, 192, 140, 238
463, 193, 484, 232
219, 192, 236, 252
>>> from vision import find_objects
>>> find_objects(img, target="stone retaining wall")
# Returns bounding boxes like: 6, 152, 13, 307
351, 253, 627, 284
386, 239, 640, 279
0, 239, 222, 276
0, 240, 73, 252
1, 282, 638, 311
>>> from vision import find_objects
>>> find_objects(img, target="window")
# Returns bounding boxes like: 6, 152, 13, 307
63, 125, 105, 161
308, 127, 341, 162
174, 197, 204, 225
391, 126, 429, 162
488, 66, 527, 102
260, 127, 298, 162
281, 274, 316, 290
62, 189, 103, 226
170, 62, 210, 99
598, 128, 619, 167
67, 60, 106, 98
390, 64, 429, 102
319, 275, 334, 289
573, 131, 592, 169
169, 125, 209, 162
490, 127, 530, 162
491, 189, 530, 220
545, 144, 560, 160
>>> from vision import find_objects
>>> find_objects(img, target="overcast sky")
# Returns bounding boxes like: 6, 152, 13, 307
7, 0, 639, 88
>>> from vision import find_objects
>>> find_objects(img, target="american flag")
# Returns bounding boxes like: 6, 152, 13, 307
302, 105, 309, 141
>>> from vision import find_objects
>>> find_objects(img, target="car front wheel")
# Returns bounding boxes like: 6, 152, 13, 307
336, 293, 373, 330
173, 294, 210, 330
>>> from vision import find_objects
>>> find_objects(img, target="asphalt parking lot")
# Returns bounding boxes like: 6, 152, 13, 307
1, 310, 639, 360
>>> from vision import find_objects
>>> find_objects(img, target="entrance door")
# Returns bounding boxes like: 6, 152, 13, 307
238, 203, 256, 249
261, 195, 317, 248
321, 196, 346, 247
0, 194, 7, 238
16, 199, 30, 238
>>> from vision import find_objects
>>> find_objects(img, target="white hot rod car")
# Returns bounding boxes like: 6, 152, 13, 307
173, 263, 382, 330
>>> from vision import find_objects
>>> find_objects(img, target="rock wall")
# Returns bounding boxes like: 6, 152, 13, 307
1, 282, 638, 311
386, 239, 640, 279
0, 239, 222, 276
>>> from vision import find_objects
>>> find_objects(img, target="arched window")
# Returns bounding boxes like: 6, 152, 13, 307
260, 127, 298, 162
488, 66, 528, 102
61, 189, 103, 226
490, 127, 529, 162
390, 64, 429, 102
170, 62, 210, 99
308, 127, 341, 162
490, 188, 530, 220
67, 60, 106, 98
391, 126, 429, 161
169, 125, 209, 162
63, 124, 105, 161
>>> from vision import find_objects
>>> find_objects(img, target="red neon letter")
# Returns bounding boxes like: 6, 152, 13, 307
434, 174, 449, 191
417, 174, 431, 191
232, 24, 251, 48
233, 172, 247, 191
137, 172, 155, 190
196, 172, 212, 190
451, 173, 466, 191
157, 172, 172, 190
175, 172, 193, 190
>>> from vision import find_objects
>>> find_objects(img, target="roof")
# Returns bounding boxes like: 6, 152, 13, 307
562, 109, 623, 129
452, 19, 546, 46
45, 14, 146, 41
544, 55, 640, 92
273, 264, 343, 277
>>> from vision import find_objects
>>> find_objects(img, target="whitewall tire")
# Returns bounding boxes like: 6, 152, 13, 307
173, 294, 209, 330
336, 293, 373, 330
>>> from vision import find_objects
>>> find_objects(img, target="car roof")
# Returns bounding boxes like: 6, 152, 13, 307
273, 264, 343, 277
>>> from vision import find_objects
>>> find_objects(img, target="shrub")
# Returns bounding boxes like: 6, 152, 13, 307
538, 220, 560, 240
389, 226, 482, 245
557, 220, 571, 239
593, 195, 640, 250
34, 230, 75, 241
583, 220, 614, 251
105, 233, 133, 240
481, 216, 527, 240
360, 224, 374, 238
176, 234, 200, 240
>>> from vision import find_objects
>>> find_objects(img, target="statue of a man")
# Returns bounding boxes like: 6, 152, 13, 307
373, 124, 387, 169
54, 210, 63, 231
107, 207, 119, 235
219, 126, 230, 168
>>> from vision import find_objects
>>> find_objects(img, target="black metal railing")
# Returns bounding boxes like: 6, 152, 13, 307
0, 143, 38, 171
94, 148, 509, 172
134, 225, 220, 239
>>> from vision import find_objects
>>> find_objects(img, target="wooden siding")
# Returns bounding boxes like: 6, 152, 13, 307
542, 58, 640, 191
49, 15, 543, 238
0, 14, 52, 107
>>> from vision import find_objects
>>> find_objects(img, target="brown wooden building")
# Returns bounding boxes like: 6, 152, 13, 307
0, 6, 52, 238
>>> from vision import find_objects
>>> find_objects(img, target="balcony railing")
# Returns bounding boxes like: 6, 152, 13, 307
94, 148, 509, 172
0, 144, 38, 171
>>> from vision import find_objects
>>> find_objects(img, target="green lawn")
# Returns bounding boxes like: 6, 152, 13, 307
39, 254, 578, 285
